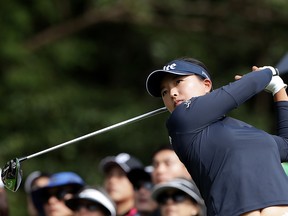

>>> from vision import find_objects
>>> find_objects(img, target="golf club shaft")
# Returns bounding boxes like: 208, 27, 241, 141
276, 52, 288, 75
14, 53, 288, 162
22, 107, 167, 161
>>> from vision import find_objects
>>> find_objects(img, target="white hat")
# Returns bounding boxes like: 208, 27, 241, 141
65, 187, 116, 216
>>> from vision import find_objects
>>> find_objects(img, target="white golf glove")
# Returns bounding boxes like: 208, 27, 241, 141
261, 66, 287, 96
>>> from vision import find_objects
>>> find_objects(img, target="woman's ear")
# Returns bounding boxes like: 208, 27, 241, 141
203, 79, 212, 93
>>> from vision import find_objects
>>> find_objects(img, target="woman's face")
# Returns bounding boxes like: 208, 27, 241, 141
160, 74, 212, 112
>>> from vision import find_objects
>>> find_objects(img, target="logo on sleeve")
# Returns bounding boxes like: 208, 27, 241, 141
184, 99, 191, 109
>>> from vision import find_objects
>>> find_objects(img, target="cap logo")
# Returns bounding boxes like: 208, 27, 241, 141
163, 63, 176, 71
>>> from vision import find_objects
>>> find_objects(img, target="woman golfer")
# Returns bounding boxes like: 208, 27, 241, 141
146, 57, 288, 216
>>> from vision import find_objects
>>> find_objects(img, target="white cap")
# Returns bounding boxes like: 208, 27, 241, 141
66, 187, 116, 216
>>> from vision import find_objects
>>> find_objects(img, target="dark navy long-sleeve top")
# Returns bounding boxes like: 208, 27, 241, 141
167, 69, 288, 216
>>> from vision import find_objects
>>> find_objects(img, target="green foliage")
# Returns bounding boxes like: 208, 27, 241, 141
1, 0, 288, 215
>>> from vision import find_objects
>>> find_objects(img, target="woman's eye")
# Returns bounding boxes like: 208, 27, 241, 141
176, 79, 183, 84
161, 90, 167, 97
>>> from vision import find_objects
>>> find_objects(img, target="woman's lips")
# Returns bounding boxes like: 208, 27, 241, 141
174, 100, 183, 107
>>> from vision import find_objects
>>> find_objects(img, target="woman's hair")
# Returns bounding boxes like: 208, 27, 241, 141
178, 57, 211, 80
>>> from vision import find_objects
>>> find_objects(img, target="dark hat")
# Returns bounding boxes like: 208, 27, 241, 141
65, 187, 116, 216
127, 166, 153, 187
151, 178, 205, 206
146, 59, 211, 97
100, 153, 143, 174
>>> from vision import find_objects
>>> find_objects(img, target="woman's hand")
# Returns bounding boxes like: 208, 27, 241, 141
254, 66, 287, 100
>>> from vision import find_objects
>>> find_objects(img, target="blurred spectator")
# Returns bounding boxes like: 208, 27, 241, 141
151, 178, 205, 216
127, 166, 159, 216
65, 186, 116, 216
0, 169, 9, 216
32, 171, 85, 216
24, 171, 50, 216
151, 145, 191, 184
99, 153, 143, 216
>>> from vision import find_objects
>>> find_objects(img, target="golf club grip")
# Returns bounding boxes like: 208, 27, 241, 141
276, 53, 288, 75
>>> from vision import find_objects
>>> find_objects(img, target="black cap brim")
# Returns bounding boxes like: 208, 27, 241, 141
146, 70, 193, 97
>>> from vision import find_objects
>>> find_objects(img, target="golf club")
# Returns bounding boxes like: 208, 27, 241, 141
1, 106, 167, 192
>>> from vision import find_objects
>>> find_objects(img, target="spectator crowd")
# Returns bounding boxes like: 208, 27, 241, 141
0, 144, 206, 216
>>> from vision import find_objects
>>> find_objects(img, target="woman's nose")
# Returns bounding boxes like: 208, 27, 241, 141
170, 88, 178, 97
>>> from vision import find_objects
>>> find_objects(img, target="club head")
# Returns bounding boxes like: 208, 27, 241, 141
1, 158, 23, 192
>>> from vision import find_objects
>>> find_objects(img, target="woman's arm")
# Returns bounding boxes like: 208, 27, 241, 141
170, 68, 272, 132
271, 83, 288, 160
274, 88, 288, 102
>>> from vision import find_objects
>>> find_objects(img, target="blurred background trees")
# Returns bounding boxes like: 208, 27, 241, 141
1, 0, 288, 214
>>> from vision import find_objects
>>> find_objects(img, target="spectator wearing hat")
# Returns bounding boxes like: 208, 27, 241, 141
127, 166, 159, 216
151, 144, 191, 184
32, 171, 85, 216
0, 169, 9, 216
99, 153, 143, 216
151, 178, 206, 216
65, 186, 116, 216
24, 171, 50, 216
